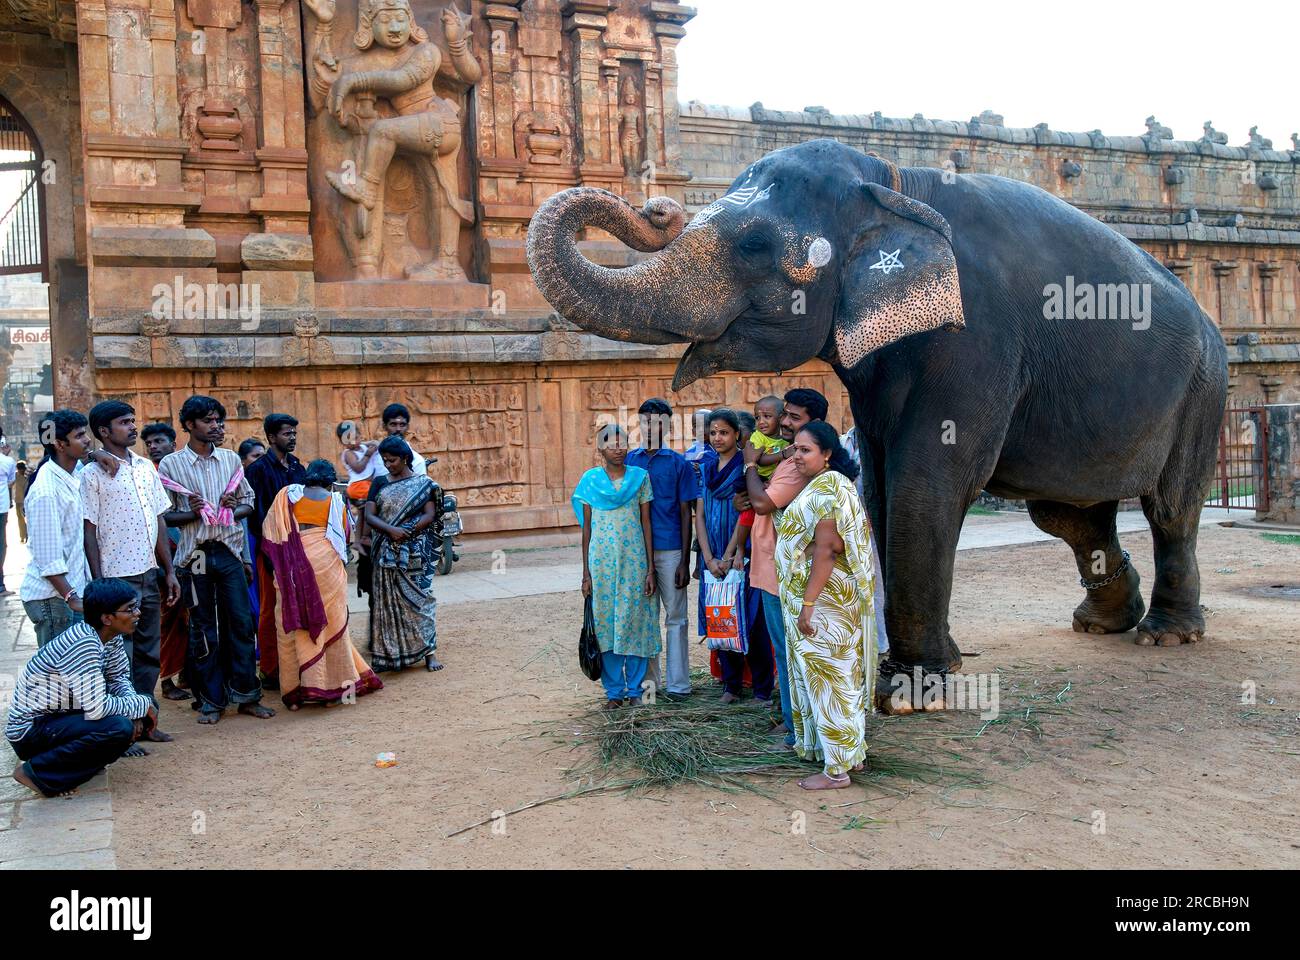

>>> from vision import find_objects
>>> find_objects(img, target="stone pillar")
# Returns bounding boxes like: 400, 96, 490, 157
484, 2, 524, 163
601, 57, 619, 172
1212, 260, 1239, 331
563, 1, 618, 176
644, 60, 663, 169
78, 0, 210, 335
648, 2, 694, 176
245, 0, 313, 316
1260, 404, 1300, 525
1258, 262, 1281, 328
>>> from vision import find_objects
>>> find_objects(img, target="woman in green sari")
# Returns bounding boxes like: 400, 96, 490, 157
775, 421, 878, 790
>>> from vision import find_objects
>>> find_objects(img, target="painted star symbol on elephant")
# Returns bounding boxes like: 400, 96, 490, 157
869, 249, 904, 274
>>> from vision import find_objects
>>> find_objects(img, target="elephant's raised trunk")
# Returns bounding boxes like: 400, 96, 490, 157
526, 187, 748, 345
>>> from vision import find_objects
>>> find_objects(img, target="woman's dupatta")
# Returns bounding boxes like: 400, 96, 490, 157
260, 488, 329, 642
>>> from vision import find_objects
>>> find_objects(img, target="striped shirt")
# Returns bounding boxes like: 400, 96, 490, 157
157, 444, 255, 566
19, 459, 89, 602
4, 620, 153, 742
81, 451, 171, 578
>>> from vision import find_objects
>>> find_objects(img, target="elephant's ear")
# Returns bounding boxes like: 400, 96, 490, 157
833, 182, 965, 368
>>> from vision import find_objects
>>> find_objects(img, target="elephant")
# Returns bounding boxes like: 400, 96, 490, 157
526, 137, 1228, 688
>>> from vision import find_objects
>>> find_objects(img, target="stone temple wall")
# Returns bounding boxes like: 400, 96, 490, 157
6, 1, 1296, 538
678, 102, 1300, 404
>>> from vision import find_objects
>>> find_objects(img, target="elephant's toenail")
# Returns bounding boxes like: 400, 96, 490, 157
1135, 633, 1155, 646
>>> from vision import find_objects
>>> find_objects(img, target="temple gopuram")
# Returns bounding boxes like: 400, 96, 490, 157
0, 0, 1297, 538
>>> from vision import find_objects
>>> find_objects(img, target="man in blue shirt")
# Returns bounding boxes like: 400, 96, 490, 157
626, 399, 698, 698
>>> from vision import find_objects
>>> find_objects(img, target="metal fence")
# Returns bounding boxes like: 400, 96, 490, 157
1208, 401, 1269, 511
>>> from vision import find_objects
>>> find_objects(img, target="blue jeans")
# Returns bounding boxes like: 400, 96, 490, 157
601, 652, 649, 702
760, 590, 794, 744
11, 711, 135, 796
23, 597, 82, 648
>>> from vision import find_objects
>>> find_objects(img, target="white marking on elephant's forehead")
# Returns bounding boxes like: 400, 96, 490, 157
869, 249, 904, 274
807, 237, 833, 268
685, 183, 774, 231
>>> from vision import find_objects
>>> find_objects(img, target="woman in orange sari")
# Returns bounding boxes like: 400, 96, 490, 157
260, 459, 383, 709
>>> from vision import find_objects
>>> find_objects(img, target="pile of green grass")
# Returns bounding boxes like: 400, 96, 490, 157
540, 671, 986, 797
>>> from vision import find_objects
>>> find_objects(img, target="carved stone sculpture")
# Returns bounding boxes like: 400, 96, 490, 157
1244, 126, 1273, 150
618, 76, 643, 177
1144, 116, 1173, 140
1201, 121, 1228, 145
304, 0, 482, 282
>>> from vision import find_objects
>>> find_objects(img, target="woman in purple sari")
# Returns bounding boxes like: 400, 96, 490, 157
695, 409, 773, 704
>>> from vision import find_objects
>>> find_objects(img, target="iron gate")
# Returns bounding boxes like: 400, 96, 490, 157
1208, 402, 1269, 511
0, 95, 48, 280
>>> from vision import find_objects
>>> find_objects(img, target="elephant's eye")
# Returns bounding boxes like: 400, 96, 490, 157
739, 233, 768, 254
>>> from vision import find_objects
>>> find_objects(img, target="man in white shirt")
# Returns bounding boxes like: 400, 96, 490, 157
20, 410, 92, 646
83, 400, 181, 752
0, 440, 15, 596
379, 402, 427, 478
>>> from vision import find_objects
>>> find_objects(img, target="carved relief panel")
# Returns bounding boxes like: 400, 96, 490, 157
303, 0, 482, 282
336, 382, 527, 504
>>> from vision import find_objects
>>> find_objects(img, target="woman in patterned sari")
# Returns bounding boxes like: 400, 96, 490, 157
775, 421, 878, 790
363, 437, 441, 673
261, 459, 383, 708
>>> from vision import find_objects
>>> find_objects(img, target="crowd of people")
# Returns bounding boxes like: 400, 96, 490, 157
572, 387, 887, 791
4, 398, 443, 798
5, 383, 883, 799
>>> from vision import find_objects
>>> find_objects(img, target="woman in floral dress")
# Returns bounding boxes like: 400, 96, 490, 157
574, 424, 658, 708
775, 421, 878, 790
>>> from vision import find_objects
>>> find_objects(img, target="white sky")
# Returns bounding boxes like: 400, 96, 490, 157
676, 0, 1298, 148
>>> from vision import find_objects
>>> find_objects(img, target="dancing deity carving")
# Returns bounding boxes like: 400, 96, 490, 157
304, 0, 482, 281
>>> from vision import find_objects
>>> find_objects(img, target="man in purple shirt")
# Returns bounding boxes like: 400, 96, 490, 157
625, 399, 699, 698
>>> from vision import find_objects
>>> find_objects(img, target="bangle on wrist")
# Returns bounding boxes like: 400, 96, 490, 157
802, 599, 816, 607
63, 588, 77, 602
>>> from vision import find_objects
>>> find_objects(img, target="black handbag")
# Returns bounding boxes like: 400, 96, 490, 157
579, 595, 602, 681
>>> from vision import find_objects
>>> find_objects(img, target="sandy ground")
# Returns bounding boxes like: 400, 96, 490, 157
112, 524, 1300, 869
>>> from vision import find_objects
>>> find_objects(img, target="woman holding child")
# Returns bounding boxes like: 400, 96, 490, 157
696, 409, 773, 704
775, 421, 878, 790
575, 424, 659, 708
364, 437, 442, 673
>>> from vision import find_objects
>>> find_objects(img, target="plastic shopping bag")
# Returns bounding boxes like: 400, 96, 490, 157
703, 567, 748, 654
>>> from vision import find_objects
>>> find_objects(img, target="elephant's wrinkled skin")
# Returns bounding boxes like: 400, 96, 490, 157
526, 139, 1228, 680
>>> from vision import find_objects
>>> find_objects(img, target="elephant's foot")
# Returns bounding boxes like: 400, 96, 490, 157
1072, 566, 1145, 634
1134, 607, 1205, 647
875, 656, 956, 714
875, 690, 949, 715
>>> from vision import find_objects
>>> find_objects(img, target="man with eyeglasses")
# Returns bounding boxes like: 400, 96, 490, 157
7, 578, 158, 798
